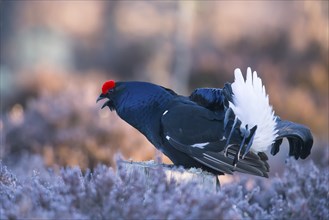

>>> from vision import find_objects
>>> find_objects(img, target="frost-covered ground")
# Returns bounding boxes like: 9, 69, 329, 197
1, 156, 328, 219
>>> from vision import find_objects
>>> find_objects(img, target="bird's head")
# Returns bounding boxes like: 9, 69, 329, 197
97, 80, 176, 116
96, 80, 121, 111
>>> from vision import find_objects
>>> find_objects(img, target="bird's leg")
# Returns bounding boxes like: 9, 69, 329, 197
242, 125, 257, 159
215, 176, 221, 192
224, 116, 239, 156
233, 125, 248, 166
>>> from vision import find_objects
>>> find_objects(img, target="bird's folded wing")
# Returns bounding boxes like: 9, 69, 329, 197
161, 103, 225, 147
161, 104, 269, 177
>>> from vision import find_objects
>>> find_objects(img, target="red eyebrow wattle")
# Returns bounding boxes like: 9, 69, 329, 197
102, 80, 116, 94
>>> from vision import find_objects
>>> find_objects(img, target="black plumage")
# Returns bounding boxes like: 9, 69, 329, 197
97, 80, 313, 177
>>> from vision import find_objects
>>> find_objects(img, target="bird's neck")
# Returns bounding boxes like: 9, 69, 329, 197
115, 85, 175, 142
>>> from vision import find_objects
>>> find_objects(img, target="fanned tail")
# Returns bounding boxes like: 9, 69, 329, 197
188, 68, 314, 177
229, 68, 278, 153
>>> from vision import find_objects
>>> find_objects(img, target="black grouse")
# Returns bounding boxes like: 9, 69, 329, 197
97, 68, 313, 177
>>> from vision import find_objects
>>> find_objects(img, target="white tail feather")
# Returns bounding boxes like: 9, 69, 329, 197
229, 67, 278, 152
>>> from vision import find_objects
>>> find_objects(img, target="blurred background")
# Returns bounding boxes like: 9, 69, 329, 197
1, 1, 328, 176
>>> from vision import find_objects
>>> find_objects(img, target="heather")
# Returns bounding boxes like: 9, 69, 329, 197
0, 156, 328, 219
1, 78, 328, 219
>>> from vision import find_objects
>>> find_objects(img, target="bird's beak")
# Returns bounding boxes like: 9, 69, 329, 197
96, 93, 106, 103
97, 93, 112, 109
